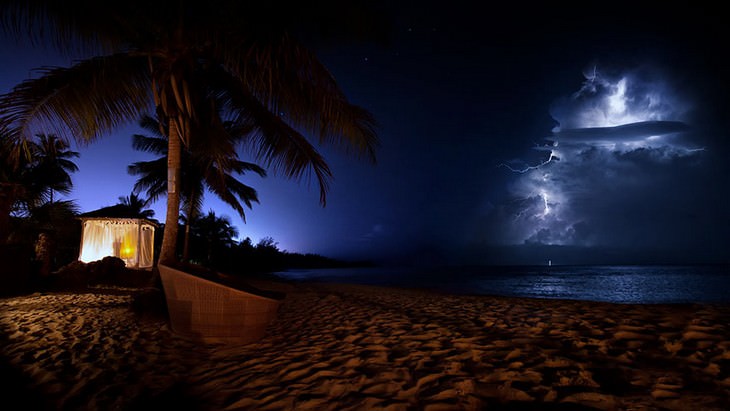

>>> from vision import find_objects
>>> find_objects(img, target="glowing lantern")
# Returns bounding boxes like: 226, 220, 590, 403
120, 233, 136, 260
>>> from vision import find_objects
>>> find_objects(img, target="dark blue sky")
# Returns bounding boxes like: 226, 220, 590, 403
2, 2, 728, 265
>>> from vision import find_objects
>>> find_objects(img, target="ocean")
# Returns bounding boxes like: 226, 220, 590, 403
276, 264, 730, 304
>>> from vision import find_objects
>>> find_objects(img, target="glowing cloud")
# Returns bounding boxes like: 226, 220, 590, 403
494, 65, 703, 247
552, 66, 691, 129
554, 120, 689, 143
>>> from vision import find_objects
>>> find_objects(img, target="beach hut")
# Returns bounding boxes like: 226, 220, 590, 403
78, 205, 157, 269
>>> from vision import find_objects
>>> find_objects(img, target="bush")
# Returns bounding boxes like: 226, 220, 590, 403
51, 260, 90, 289
88, 256, 127, 285
51, 257, 155, 290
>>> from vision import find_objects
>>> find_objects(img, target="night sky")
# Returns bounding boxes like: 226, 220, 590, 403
2, 2, 728, 265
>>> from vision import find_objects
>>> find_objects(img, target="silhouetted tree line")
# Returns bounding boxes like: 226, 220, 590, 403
171, 214, 369, 276
216, 237, 370, 276
0, 134, 83, 294
0, 131, 363, 294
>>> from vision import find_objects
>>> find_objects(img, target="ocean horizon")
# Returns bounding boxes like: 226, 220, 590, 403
276, 264, 730, 305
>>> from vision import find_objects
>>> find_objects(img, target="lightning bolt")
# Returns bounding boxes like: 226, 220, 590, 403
499, 150, 559, 174
496, 65, 700, 248
539, 190, 550, 217
510, 189, 554, 222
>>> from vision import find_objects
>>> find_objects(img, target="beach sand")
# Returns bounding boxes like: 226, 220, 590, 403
1, 281, 730, 410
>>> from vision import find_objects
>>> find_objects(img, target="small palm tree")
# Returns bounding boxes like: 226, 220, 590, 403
0, 138, 31, 243
128, 114, 266, 261
0, 134, 79, 243
117, 192, 155, 219
190, 210, 238, 266
27, 134, 80, 204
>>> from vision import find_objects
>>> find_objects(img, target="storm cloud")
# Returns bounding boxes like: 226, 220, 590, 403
483, 65, 714, 254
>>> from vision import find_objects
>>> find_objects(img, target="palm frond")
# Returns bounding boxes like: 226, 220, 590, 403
27, 199, 80, 225
181, 182, 205, 220
138, 114, 166, 139
131, 134, 168, 155
220, 34, 379, 161
228, 160, 267, 177
189, 114, 239, 177
0, 53, 152, 144
128, 157, 167, 202
0, 0, 172, 55
222, 175, 259, 209
209, 68, 333, 205
56, 158, 80, 172
203, 167, 260, 222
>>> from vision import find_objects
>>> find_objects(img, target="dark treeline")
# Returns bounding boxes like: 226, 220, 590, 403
170, 215, 370, 277
0, 131, 366, 290
165, 211, 368, 275
2, 200, 366, 296
201, 236, 371, 276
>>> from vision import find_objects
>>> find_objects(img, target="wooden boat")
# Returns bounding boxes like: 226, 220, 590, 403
158, 264, 284, 344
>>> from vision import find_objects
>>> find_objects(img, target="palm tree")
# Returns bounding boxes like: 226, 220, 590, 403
27, 134, 79, 203
23, 199, 80, 275
117, 192, 155, 219
190, 210, 238, 266
0, 1, 380, 265
0, 134, 79, 243
128, 114, 265, 261
0, 138, 29, 243
0, 134, 80, 270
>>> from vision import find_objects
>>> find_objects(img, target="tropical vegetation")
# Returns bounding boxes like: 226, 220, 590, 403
116, 192, 156, 220
0, 0, 380, 266
0, 133, 79, 243
0, 132, 81, 283
181, 212, 365, 275
128, 114, 265, 261
27, 134, 80, 204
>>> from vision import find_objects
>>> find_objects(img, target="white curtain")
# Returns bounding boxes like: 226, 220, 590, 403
79, 220, 115, 263
79, 220, 149, 267
138, 224, 155, 268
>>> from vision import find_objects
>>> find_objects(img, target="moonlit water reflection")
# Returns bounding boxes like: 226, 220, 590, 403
519, 267, 655, 302
278, 265, 730, 304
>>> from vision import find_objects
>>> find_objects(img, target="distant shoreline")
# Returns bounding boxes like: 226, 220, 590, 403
275, 264, 730, 305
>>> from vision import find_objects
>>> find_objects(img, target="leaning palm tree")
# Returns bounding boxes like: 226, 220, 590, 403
129, 114, 265, 261
0, 1, 380, 265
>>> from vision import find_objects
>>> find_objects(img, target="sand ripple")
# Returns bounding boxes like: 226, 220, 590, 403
2, 283, 730, 410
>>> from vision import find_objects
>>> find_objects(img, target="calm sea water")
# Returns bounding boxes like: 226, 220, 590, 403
276, 265, 730, 304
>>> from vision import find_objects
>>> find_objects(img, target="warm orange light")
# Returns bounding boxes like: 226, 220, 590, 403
120, 235, 136, 259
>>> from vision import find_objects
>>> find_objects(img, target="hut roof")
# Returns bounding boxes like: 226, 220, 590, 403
79, 205, 159, 226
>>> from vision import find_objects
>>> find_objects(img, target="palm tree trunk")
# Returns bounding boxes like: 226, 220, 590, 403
181, 192, 195, 262
159, 120, 183, 265
182, 222, 191, 262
